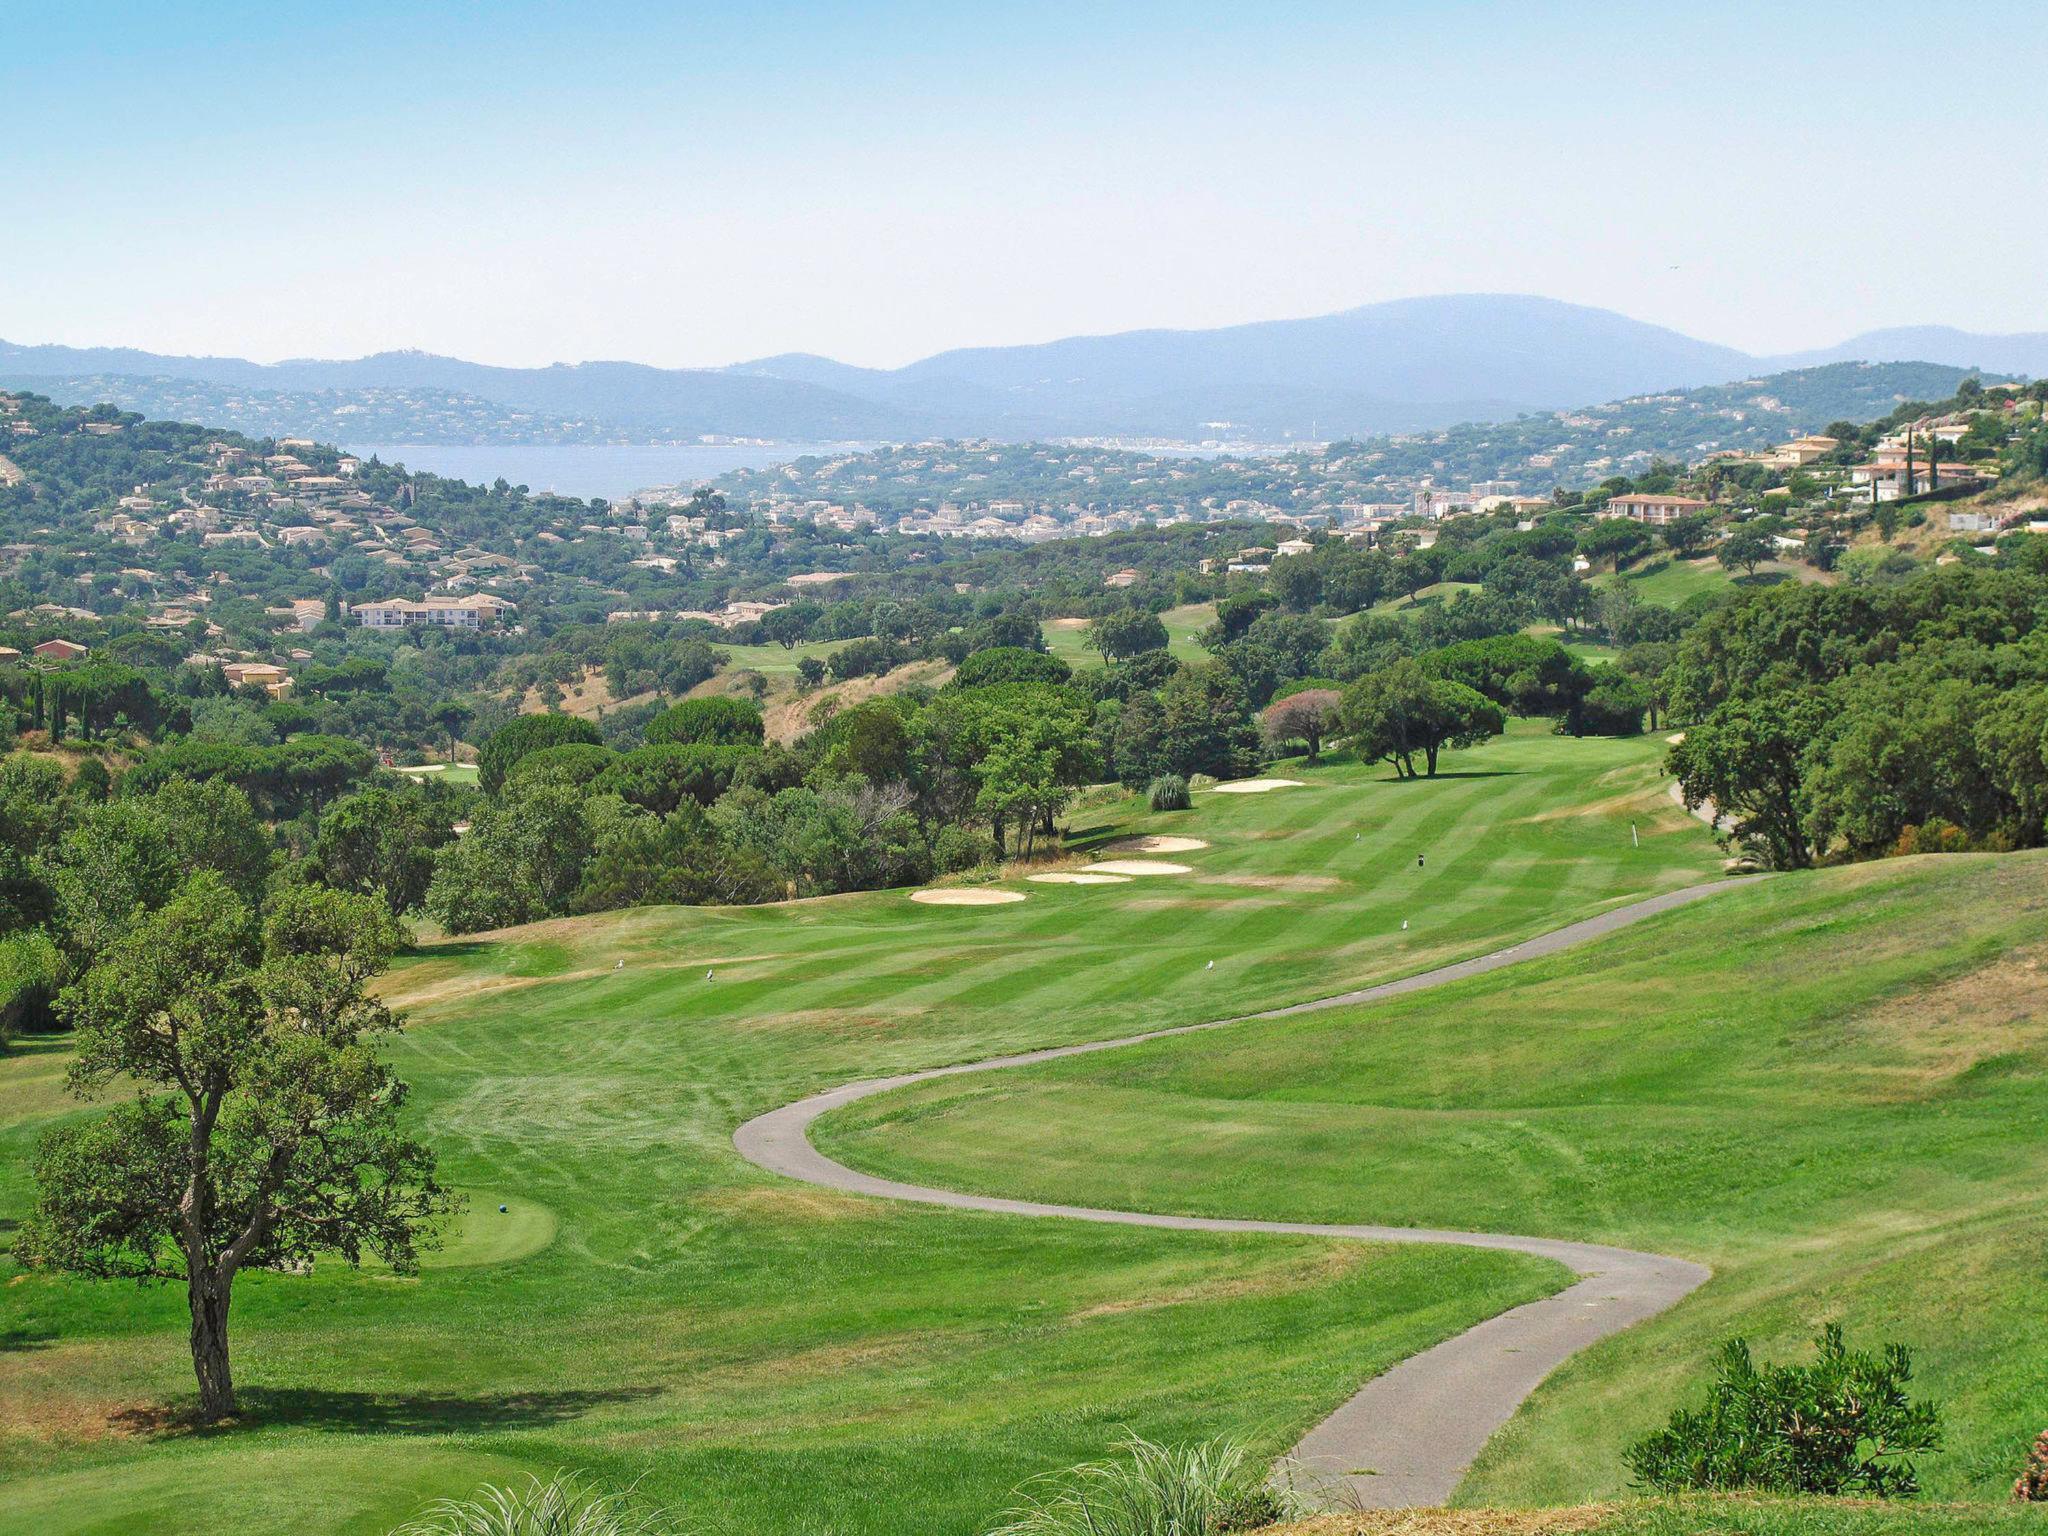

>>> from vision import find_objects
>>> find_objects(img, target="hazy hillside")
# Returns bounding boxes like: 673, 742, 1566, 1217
1770, 324, 2048, 378
718, 360, 1980, 517
4, 297, 2038, 446
0, 342, 926, 443
0, 373, 620, 446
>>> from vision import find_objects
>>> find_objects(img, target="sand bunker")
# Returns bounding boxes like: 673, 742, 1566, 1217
1208, 778, 1305, 794
910, 889, 1027, 906
1084, 859, 1193, 876
1664, 732, 1687, 745
1027, 871, 1134, 885
1101, 835, 1210, 854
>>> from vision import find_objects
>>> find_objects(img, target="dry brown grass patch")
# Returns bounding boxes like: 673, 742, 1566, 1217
1199, 873, 1344, 892
695, 1184, 882, 1224
1835, 940, 2048, 1098
1263, 1506, 1612, 1536
1069, 1246, 1362, 1320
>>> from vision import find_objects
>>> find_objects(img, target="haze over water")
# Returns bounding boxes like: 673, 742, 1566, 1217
344, 442, 869, 501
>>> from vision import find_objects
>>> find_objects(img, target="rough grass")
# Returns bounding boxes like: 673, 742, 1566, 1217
0, 724, 1722, 1535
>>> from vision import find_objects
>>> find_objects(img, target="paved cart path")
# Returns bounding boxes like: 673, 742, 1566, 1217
735, 878, 1755, 1507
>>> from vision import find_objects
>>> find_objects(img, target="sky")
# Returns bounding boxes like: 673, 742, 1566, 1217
5, 0, 2045, 370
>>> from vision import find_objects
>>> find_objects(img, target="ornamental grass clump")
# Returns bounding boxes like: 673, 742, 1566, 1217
1625, 1325, 1941, 1498
1147, 774, 1191, 812
986, 1435, 1300, 1536
391, 1474, 680, 1536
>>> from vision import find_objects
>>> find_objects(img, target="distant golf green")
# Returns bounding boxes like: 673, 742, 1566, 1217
1041, 602, 1214, 667
824, 853, 2048, 1507
0, 724, 1727, 1534
1597, 554, 1737, 607
706, 634, 851, 676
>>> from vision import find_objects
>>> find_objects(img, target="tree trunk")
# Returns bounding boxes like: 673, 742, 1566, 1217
188, 1266, 236, 1422
1425, 744, 1440, 776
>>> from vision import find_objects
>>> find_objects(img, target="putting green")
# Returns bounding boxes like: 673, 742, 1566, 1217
423, 1195, 557, 1269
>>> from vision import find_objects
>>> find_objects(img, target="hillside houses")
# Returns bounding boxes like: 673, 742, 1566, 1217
353, 595, 518, 629
1601, 493, 1709, 525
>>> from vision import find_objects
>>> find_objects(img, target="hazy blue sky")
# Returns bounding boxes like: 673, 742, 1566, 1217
6, 0, 2044, 368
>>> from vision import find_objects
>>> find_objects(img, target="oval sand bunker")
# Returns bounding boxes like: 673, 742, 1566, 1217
910, 888, 1027, 906
1101, 835, 1209, 854
1027, 871, 1134, 885
1084, 859, 1193, 876
1209, 778, 1305, 794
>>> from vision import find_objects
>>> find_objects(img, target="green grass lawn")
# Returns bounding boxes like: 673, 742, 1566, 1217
1595, 555, 1732, 607
706, 634, 851, 676
0, 724, 1730, 1534
391, 762, 479, 787
1365, 579, 1484, 615
1042, 602, 1214, 668
822, 854, 2048, 1511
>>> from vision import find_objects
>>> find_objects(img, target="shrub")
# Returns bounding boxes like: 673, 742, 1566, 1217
1893, 819, 1972, 857
2015, 1430, 2048, 1502
1625, 1326, 1942, 1498
933, 822, 999, 874
391, 1473, 678, 1536
1147, 774, 1190, 812
987, 1436, 1300, 1536
644, 695, 764, 749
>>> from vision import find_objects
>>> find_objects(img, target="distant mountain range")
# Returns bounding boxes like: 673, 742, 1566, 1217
3, 295, 2041, 446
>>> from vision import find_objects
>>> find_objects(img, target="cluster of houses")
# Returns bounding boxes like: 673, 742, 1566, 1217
0, 636, 294, 697
3, 408, 546, 634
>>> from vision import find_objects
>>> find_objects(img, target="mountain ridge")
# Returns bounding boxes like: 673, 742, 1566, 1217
4, 294, 2040, 446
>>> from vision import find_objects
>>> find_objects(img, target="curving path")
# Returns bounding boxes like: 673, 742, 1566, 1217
734, 878, 1755, 1508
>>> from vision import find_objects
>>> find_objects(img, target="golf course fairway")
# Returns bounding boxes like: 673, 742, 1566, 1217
13, 723, 2039, 1533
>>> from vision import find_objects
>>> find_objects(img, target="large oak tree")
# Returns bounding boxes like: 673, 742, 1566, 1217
20, 876, 453, 1423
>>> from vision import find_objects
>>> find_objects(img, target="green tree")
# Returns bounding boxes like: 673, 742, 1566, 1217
1089, 608, 1170, 663
1157, 666, 1261, 781
758, 606, 810, 649
952, 647, 1072, 689
644, 695, 766, 749
432, 699, 473, 763
1337, 662, 1506, 778
1668, 693, 1823, 868
1717, 526, 1774, 578
18, 878, 452, 1422
1578, 518, 1654, 572
1420, 634, 1593, 727
315, 786, 446, 916
1663, 512, 1717, 558
477, 713, 603, 795
425, 781, 594, 933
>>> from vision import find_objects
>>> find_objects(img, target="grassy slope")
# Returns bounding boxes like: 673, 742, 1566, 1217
1596, 556, 1736, 607
821, 855, 2048, 1510
1041, 602, 1214, 668
0, 725, 1725, 1535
